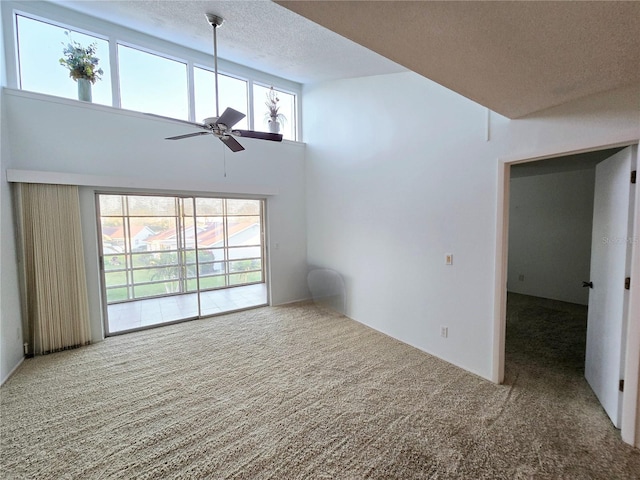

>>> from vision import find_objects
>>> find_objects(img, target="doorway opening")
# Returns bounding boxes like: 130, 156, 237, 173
497, 144, 639, 443
96, 193, 268, 334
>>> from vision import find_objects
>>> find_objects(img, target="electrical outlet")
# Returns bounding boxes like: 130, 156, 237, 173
518, 274, 525, 282
445, 253, 453, 265
440, 326, 448, 338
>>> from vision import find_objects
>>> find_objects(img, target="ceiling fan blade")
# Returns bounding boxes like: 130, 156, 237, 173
232, 130, 283, 142
166, 131, 211, 140
145, 112, 210, 130
216, 108, 245, 129
220, 135, 245, 152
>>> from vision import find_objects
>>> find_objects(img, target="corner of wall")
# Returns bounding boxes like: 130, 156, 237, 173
1, 6, 27, 382
1, 90, 26, 383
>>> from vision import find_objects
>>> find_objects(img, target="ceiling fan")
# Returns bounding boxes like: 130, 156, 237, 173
157, 14, 283, 152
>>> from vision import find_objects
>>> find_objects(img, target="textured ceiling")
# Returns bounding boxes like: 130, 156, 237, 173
55, 1, 640, 119
510, 148, 624, 178
56, 0, 405, 84
277, 1, 640, 118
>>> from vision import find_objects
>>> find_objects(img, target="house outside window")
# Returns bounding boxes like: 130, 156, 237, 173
99, 194, 264, 304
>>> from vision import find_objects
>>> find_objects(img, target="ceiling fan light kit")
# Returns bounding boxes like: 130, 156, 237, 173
159, 14, 283, 152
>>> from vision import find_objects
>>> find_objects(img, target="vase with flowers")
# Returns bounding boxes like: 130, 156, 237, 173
265, 87, 286, 134
59, 31, 104, 102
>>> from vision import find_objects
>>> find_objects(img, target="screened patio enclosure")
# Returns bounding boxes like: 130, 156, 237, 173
97, 194, 267, 334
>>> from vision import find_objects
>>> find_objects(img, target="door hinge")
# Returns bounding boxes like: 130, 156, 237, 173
625, 277, 631, 290
632, 170, 637, 184
619, 379, 625, 392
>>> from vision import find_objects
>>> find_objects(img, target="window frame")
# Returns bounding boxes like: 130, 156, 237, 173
193, 64, 251, 128
116, 41, 191, 120
13, 10, 112, 92
3, 2, 302, 140
252, 81, 298, 142
97, 193, 266, 305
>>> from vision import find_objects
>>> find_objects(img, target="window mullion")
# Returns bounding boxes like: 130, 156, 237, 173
12, 9, 299, 137
247, 79, 255, 131
192, 198, 201, 316
223, 199, 229, 287
247, 79, 256, 130
187, 60, 196, 122
124, 196, 133, 301
110, 37, 121, 108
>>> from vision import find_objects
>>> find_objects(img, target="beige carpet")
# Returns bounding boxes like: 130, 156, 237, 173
1, 297, 639, 479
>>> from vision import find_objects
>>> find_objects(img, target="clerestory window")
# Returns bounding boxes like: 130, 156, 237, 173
11, 11, 299, 140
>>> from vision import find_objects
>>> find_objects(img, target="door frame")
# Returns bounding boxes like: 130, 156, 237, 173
492, 140, 640, 447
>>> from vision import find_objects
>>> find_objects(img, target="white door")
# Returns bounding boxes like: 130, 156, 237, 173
585, 146, 635, 428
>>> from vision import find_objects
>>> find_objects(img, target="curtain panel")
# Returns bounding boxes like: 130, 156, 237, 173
18, 183, 91, 355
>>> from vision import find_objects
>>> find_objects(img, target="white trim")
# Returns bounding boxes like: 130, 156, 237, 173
272, 297, 313, 307
116, 38, 190, 66
621, 145, 640, 446
493, 139, 640, 447
6, 169, 279, 196
500, 140, 637, 167
14, 8, 109, 42
491, 161, 509, 383
253, 82, 299, 142
1, 357, 24, 386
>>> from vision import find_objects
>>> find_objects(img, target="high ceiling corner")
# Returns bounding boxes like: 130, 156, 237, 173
276, 1, 640, 118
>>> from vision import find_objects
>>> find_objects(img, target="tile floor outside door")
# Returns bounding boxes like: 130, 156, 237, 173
106, 283, 268, 334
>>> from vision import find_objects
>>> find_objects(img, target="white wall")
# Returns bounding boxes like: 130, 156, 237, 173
0, 122, 25, 385
2, 89, 308, 351
304, 72, 506, 378
508, 168, 595, 305
3, 56, 639, 401
304, 72, 640, 381
0, 6, 26, 384
0, 0, 309, 384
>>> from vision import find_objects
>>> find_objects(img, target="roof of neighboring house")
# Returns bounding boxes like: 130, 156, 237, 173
102, 225, 153, 240
145, 220, 259, 248
145, 226, 192, 243
199, 220, 258, 247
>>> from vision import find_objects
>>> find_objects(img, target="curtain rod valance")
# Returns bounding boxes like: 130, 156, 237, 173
6, 169, 279, 196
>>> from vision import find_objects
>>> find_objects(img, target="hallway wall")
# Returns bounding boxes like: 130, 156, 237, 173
508, 167, 596, 305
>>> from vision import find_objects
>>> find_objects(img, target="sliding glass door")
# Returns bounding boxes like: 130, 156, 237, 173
194, 198, 264, 316
97, 194, 266, 334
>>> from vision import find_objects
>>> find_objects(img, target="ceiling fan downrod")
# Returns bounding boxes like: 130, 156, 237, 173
205, 13, 224, 118
157, 13, 282, 153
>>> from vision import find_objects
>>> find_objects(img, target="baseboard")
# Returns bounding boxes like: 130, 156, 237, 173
506, 290, 588, 307
1, 356, 25, 387
272, 296, 312, 306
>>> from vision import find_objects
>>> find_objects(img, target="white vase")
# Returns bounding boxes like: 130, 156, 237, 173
268, 119, 280, 134
77, 78, 92, 102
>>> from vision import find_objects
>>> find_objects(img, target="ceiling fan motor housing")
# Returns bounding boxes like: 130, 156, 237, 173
161, 14, 283, 152
205, 14, 224, 28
